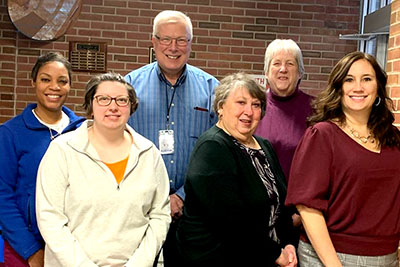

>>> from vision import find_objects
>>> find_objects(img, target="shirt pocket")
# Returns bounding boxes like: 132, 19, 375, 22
189, 107, 213, 139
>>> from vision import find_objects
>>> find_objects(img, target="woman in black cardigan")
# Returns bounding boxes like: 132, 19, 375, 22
175, 72, 298, 267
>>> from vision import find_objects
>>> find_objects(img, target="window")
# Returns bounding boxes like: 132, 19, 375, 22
359, 0, 391, 68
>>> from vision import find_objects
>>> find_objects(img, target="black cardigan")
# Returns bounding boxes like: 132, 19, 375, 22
176, 126, 296, 267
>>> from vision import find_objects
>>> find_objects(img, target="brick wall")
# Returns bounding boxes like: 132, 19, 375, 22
388, 0, 400, 127
0, 0, 360, 123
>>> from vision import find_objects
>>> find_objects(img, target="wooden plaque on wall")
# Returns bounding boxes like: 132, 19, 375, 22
69, 41, 107, 72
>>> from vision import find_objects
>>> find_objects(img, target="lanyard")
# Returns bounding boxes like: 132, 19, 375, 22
165, 84, 177, 129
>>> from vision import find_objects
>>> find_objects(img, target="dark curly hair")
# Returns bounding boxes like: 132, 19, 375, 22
31, 52, 72, 85
308, 51, 400, 148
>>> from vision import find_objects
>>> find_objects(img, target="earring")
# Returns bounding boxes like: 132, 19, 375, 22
374, 96, 381, 107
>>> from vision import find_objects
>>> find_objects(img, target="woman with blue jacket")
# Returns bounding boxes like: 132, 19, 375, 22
0, 52, 84, 267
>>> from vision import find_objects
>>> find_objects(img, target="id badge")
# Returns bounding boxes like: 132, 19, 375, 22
159, 130, 174, 154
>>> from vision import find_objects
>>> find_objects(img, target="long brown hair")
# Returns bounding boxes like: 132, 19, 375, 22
308, 51, 400, 148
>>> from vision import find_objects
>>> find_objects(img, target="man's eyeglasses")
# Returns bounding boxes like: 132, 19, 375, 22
94, 95, 130, 107
154, 35, 190, 47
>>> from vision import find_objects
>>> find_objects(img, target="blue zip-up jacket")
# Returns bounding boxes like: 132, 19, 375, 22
0, 103, 85, 260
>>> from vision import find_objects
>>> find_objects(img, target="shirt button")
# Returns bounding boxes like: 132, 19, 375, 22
170, 180, 173, 183
170, 160, 174, 164
171, 122, 175, 125
171, 103, 175, 107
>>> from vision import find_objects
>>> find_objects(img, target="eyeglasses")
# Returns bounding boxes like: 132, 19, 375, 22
94, 95, 130, 107
154, 35, 191, 46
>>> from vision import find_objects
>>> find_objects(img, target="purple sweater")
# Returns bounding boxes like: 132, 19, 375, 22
255, 88, 313, 181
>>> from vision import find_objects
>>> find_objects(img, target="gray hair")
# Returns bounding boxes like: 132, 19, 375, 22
152, 10, 193, 40
83, 72, 138, 116
264, 39, 304, 78
213, 72, 267, 119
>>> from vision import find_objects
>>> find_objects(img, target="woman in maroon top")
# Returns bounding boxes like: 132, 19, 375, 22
286, 51, 400, 267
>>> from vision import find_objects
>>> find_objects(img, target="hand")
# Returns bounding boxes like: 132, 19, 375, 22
283, 245, 297, 267
275, 245, 297, 267
170, 193, 184, 222
292, 213, 302, 227
28, 249, 44, 267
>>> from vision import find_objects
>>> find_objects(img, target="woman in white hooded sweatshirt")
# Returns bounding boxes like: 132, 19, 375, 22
36, 72, 171, 267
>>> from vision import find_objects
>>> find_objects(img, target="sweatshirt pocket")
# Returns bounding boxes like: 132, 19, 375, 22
26, 192, 38, 235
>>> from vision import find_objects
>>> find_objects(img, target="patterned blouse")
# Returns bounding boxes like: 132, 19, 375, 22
232, 137, 281, 243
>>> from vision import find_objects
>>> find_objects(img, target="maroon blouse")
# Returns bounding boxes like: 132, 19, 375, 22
286, 121, 400, 256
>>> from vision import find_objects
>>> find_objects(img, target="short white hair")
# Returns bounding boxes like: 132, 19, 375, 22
152, 10, 193, 40
264, 39, 305, 78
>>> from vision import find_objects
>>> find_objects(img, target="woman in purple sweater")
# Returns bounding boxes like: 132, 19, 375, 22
255, 39, 313, 182
286, 51, 400, 266
255, 39, 313, 251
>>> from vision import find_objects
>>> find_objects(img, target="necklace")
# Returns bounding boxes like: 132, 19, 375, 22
32, 109, 67, 140
344, 122, 374, 144
49, 128, 61, 140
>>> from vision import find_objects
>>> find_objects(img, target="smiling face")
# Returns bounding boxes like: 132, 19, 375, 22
92, 81, 131, 131
33, 61, 70, 115
341, 59, 378, 118
218, 87, 262, 144
266, 49, 301, 97
152, 22, 191, 82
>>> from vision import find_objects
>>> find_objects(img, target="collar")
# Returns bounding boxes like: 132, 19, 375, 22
66, 120, 154, 160
268, 86, 300, 103
22, 103, 46, 130
156, 63, 187, 87
23, 103, 84, 131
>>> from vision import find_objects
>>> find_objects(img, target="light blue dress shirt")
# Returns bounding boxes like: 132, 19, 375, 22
125, 62, 219, 200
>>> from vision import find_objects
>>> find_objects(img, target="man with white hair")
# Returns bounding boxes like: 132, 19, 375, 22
125, 10, 219, 266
